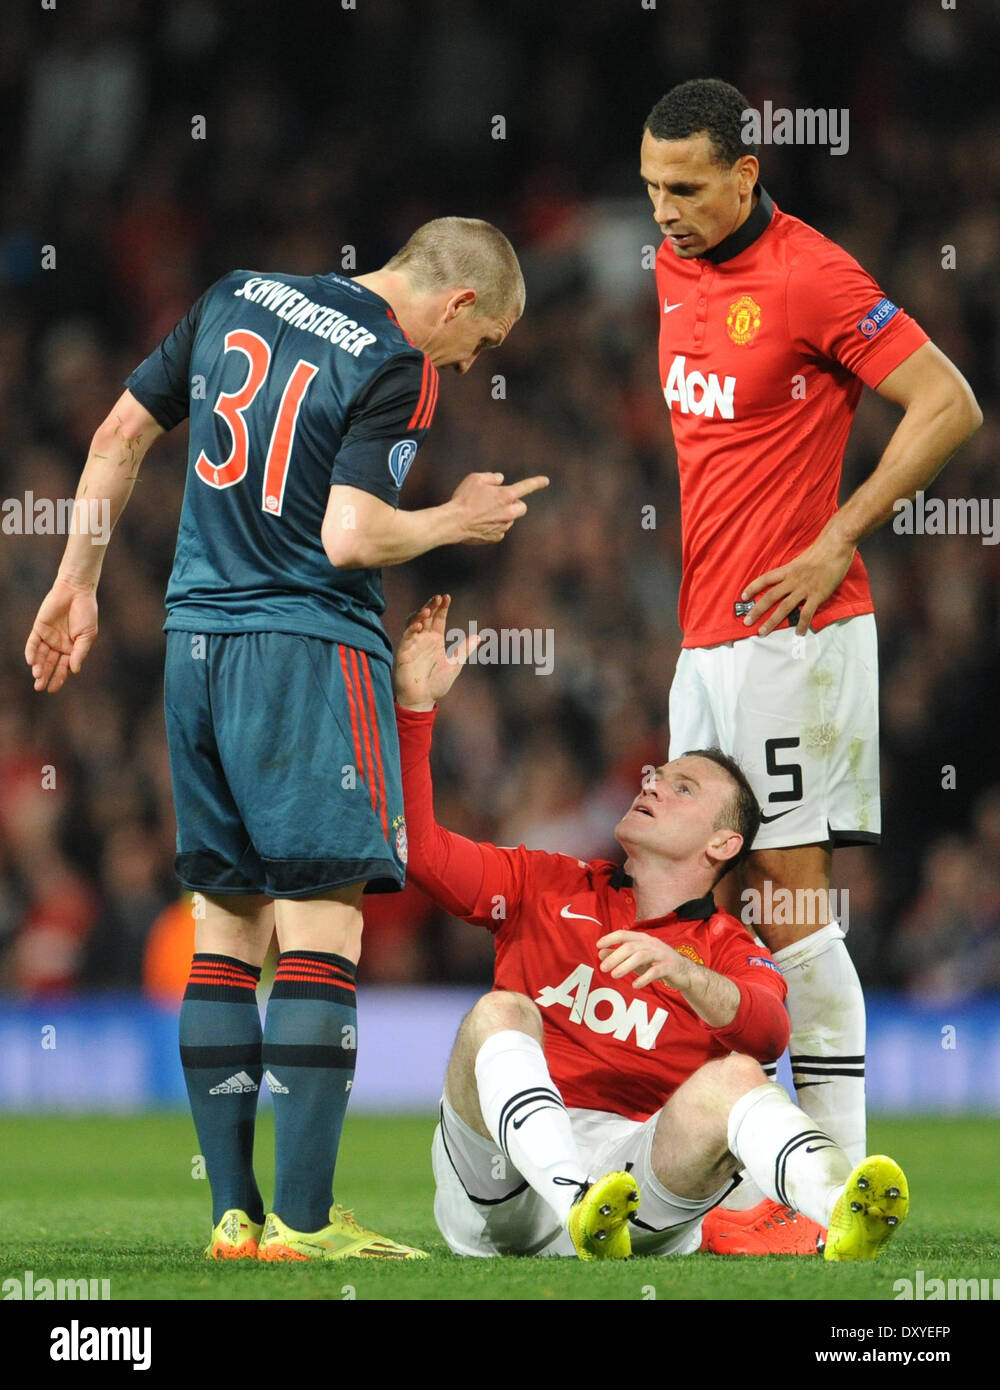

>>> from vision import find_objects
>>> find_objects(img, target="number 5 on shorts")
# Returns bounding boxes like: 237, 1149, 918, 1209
764, 736, 803, 805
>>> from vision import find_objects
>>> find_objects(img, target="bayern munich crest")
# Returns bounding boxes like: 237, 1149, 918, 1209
392, 813, 408, 865
726, 293, 762, 345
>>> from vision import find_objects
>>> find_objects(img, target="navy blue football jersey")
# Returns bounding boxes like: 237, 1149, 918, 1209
125, 270, 439, 661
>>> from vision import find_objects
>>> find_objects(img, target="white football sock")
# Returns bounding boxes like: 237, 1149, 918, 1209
774, 921, 867, 1165
474, 1029, 589, 1224
721, 1173, 768, 1211
718, 1070, 778, 1211
728, 1082, 852, 1227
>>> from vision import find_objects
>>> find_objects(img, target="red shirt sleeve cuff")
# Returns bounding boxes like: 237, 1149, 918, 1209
854, 318, 929, 390
709, 983, 790, 1062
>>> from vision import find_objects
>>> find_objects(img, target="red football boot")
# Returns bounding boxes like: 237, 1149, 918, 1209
699, 1198, 825, 1255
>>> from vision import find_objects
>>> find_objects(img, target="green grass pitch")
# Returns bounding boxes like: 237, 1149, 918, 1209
1, 1113, 997, 1301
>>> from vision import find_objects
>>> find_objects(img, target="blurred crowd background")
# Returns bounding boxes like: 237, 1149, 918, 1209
1, 0, 998, 1003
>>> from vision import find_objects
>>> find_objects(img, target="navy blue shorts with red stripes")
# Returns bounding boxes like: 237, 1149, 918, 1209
164, 631, 405, 898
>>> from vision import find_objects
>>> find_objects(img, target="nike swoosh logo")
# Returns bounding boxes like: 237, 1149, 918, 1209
560, 905, 602, 924
663, 300, 683, 314
512, 1105, 562, 1130
805, 1142, 837, 1153
759, 807, 797, 824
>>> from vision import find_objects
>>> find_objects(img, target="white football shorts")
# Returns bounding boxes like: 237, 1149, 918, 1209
668, 614, 880, 850
431, 1095, 731, 1258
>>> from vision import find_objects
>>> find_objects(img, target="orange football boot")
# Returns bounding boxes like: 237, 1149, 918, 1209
700, 1198, 825, 1255
204, 1209, 264, 1259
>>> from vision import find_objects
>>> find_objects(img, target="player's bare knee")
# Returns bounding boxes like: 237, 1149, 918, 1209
668, 1054, 766, 1129
717, 1052, 769, 1101
444, 992, 539, 1139
660, 1058, 727, 1131
274, 887, 365, 961
446, 992, 540, 1089
464, 990, 542, 1051
195, 893, 274, 964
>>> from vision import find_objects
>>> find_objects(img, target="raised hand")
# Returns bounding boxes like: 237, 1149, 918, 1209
393, 594, 479, 710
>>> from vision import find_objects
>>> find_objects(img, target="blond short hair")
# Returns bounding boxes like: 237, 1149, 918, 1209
384, 217, 525, 320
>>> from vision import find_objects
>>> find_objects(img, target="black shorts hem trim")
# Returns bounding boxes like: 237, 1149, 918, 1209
439, 1104, 530, 1208
630, 1214, 709, 1235
628, 1172, 742, 1235
176, 852, 404, 898
829, 828, 881, 847
751, 826, 882, 851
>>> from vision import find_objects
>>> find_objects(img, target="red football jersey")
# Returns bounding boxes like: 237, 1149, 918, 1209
398, 706, 789, 1123
654, 187, 929, 649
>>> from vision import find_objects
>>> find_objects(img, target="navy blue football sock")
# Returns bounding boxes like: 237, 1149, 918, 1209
262, 951, 358, 1232
179, 954, 264, 1225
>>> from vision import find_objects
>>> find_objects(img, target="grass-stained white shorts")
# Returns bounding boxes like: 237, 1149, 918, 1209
432, 1096, 730, 1258
668, 615, 880, 850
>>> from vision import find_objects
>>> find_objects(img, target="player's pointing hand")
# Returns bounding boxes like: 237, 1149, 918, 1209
449, 471, 549, 545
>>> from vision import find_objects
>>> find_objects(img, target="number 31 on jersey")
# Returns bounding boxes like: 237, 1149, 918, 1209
195, 329, 318, 518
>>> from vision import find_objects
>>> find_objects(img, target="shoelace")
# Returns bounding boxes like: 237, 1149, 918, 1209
762, 1206, 802, 1229
333, 1203, 420, 1251
334, 1206, 363, 1232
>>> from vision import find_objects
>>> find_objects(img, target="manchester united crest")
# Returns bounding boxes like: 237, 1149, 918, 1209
676, 942, 705, 965
726, 294, 762, 345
